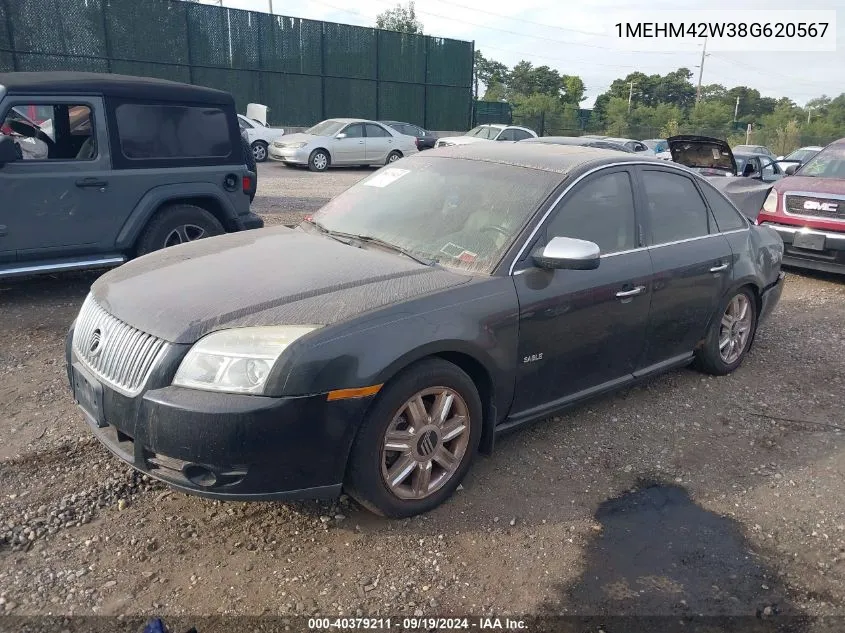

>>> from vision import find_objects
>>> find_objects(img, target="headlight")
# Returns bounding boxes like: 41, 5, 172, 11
762, 190, 778, 213
173, 326, 320, 394
288, 142, 307, 149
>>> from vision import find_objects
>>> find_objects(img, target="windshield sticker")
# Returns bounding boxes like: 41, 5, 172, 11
440, 242, 466, 257
712, 148, 721, 159
458, 250, 478, 263
362, 168, 410, 188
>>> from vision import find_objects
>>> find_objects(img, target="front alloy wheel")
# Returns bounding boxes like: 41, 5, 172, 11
345, 358, 481, 517
381, 387, 470, 500
252, 141, 268, 162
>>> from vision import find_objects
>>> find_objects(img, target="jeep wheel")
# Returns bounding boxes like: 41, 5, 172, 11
136, 204, 224, 257
251, 141, 268, 162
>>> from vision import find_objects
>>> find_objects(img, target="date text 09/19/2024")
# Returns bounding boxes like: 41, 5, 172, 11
307, 617, 527, 630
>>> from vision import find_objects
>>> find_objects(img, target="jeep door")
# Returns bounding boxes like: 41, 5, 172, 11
0, 96, 122, 260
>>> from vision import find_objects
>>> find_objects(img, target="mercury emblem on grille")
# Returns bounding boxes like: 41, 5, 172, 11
89, 327, 103, 356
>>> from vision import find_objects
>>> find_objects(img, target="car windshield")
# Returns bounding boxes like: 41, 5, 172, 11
784, 148, 818, 162
465, 126, 499, 140
797, 145, 845, 179
308, 157, 560, 273
306, 120, 346, 137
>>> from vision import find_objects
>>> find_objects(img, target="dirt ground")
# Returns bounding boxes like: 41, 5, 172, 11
1, 162, 844, 629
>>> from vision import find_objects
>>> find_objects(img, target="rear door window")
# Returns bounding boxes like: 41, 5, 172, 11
365, 123, 390, 138
700, 183, 748, 232
641, 170, 710, 244
115, 104, 231, 159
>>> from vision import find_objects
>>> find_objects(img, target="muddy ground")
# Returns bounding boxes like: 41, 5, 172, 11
1, 163, 844, 630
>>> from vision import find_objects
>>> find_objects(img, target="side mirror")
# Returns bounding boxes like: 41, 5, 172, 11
0, 135, 20, 166
784, 163, 800, 176
533, 236, 600, 270
335, 132, 347, 139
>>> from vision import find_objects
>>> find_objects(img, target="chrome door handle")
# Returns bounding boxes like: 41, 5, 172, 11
710, 263, 729, 273
615, 285, 646, 298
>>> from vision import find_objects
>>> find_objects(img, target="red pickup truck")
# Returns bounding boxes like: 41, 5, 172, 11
757, 138, 845, 274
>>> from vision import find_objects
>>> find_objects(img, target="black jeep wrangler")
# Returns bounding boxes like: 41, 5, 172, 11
0, 72, 262, 278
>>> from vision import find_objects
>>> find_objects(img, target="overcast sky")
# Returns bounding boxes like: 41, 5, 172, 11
193, 0, 842, 108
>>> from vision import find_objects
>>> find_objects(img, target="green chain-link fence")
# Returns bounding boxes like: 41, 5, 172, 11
0, 0, 473, 129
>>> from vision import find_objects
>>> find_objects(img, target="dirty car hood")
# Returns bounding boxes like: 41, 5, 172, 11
668, 135, 737, 175
90, 227, 471, 344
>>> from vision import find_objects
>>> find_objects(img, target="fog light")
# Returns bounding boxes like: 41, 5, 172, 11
184, 464, 217, 488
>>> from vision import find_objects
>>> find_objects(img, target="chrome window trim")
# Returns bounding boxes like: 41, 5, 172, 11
507, 161, 749, 274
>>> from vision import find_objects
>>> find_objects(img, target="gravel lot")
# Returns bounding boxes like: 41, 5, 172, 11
1, 163, 844, 627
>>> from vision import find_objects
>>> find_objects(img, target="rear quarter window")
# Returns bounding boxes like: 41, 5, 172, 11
115, 103, 231, 159
700, 183, 749, 232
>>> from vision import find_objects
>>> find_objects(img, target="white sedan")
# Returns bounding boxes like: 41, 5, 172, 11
268, 119, 418, 171
435, 124, 537, 147
238, 114, 285, 162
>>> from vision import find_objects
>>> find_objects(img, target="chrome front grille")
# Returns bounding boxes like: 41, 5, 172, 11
72, 295, 168, 396
784, 194, 845, 221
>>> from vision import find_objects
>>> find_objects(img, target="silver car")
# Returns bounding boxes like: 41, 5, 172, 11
268, 118, 418, 171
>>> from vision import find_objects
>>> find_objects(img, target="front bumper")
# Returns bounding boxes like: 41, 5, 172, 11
268, 145, 309, 164
761, 221, 845, 274
66, 336, 372, 501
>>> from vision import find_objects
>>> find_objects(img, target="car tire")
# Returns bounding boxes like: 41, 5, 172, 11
251, 141, 268, 163
308, 149, 330, 172
694, 287, 758, 376
385, 150, 402, 165
345, 358, 482, 518
136, 204, 225, 257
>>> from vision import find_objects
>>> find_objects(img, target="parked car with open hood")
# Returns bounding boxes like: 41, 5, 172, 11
0, 71, 261, 279
66, 142, 784, 518
434, 124, 537, 147
667, 135, 738, 177
268, 118, 417, 171
237, 114, 284, 163
756, 137, 845, 274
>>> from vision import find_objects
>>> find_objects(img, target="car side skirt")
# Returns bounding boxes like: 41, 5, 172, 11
495, 353, 694, 434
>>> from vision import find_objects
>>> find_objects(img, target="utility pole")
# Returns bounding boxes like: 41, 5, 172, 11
807, 106, 813, 124
627, 81, 634, 114
734, 96, 740, 120
269, 0, 274, 13
695, 37, 708, 104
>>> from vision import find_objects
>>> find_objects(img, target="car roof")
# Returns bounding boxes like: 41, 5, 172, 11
428, 141, 663, 174
0, 71, 234, 105
325, 118, 380, 124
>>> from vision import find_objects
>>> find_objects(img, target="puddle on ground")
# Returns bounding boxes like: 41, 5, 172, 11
546, 482, 810, 632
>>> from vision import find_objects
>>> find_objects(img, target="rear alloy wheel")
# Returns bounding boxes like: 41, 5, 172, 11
251, 141, 268, 162
346, 359, 481, 517
135, 204, 224, 257
309, 149, 330, 172
385, 150, 402, 165
694, 287, 758, 375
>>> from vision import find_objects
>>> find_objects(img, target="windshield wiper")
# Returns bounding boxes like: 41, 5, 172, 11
353, 235, 437, 266
303, 221, 435, 266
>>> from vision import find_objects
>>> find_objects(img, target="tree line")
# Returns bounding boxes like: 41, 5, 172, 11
475, 49, 845, 153
374, 4, 844, 153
